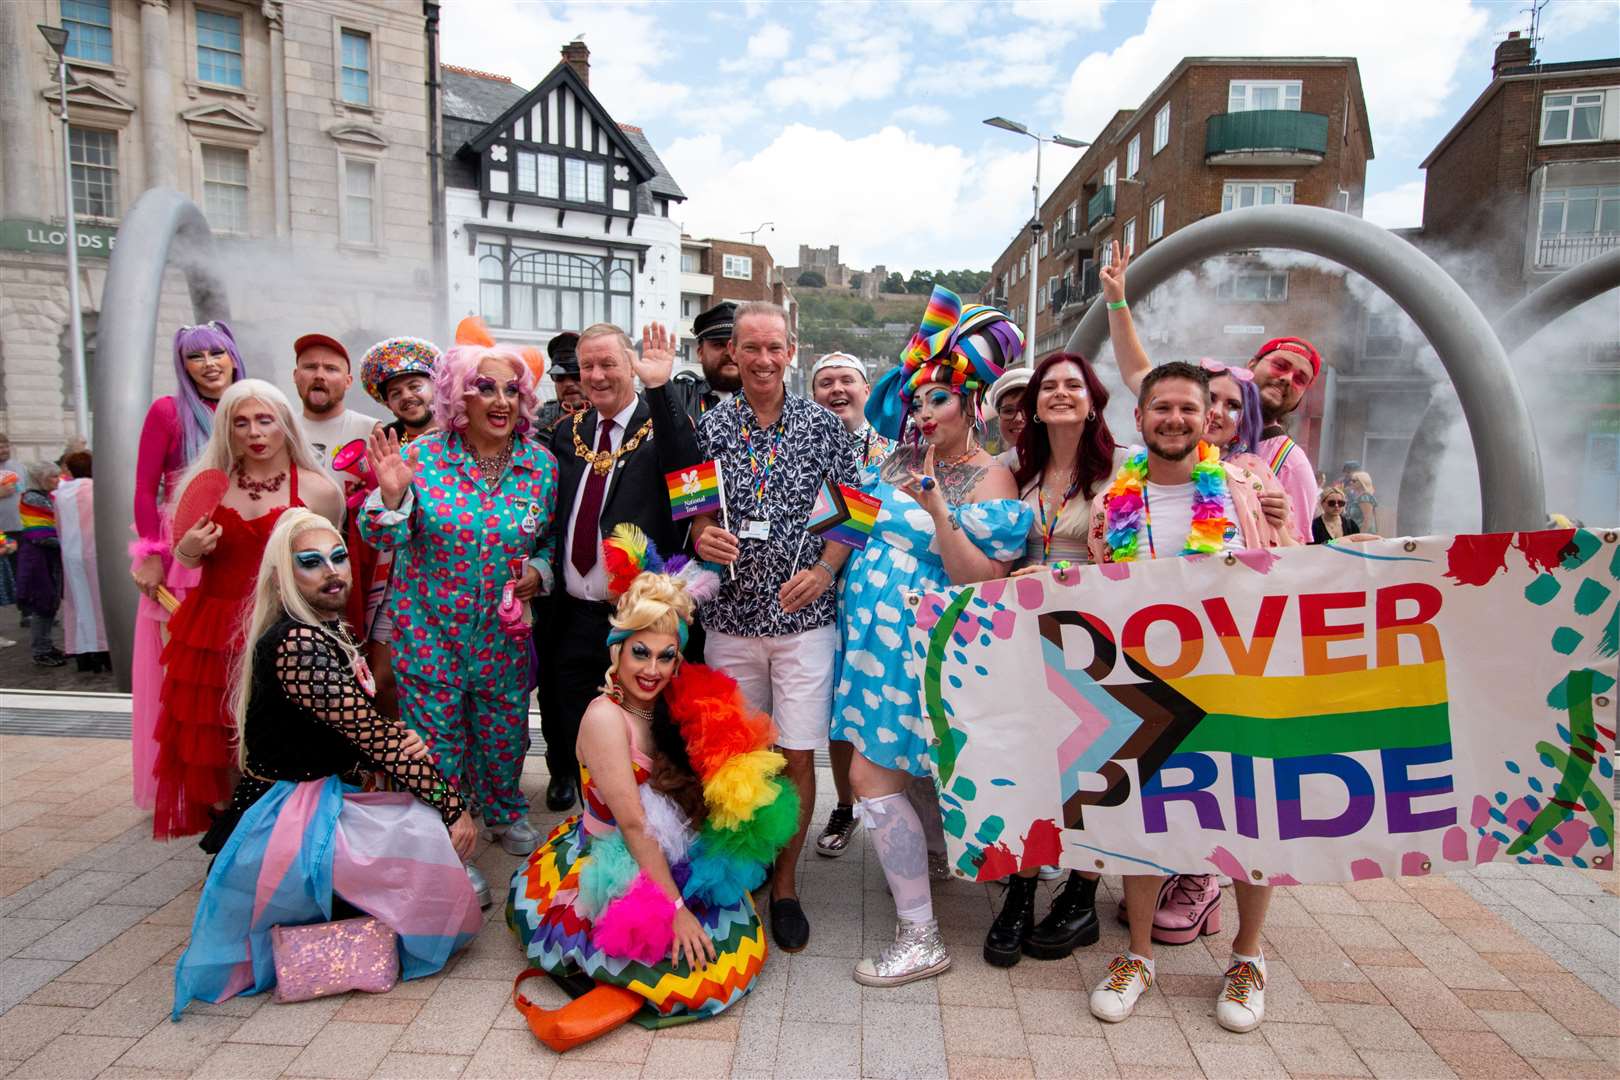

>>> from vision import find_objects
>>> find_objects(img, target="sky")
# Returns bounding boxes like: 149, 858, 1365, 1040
440, 0, 1620, 274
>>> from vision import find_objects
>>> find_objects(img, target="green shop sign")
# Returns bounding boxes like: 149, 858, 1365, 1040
0, 218, 121, 257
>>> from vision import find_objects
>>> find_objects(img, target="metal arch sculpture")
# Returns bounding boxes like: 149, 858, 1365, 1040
1398, 247, 1620, 534
1065, 204, 1546, 534
95, 188, 232, 689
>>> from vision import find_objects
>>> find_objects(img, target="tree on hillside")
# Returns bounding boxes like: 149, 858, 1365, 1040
849, 271, 865, 289
880, 272, 907, 294
796, 270, 826, 287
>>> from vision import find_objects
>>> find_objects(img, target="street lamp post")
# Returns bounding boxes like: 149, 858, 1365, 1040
39, 23, 91, 441
984, 117, 1087, 363
745, 221, 774, 245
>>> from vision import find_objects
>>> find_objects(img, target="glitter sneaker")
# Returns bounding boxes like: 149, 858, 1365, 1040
1215, 955, 1267, 1033
1089, 954, 1153, 1022
853, 919, 951, 987
494, 818, 541, 856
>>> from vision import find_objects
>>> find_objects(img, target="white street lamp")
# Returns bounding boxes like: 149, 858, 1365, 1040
39, 23, 91, 440
984, 117, 1088, 362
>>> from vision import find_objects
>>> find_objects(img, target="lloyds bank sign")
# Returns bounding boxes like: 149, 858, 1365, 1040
0, 219, 120, 257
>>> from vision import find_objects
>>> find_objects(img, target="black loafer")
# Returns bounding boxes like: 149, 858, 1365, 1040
545, 775, 577, 812
769, 897, 810, 952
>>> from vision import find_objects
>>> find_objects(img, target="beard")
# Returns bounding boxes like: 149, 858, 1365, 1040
701, 351, 742, 393
1143, 427, 1199, 462
303, 580, 350, 617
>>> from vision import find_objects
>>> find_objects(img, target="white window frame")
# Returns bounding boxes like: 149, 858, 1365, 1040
200, 143, 249, 235
1099, 239, 1114, 268
680, 250, 701, 273
62, 0, 114, 65
722, 253, 753, 280
1222, 181, 1295, 212
338, 154, 380, 249
1103, 158, 1118, 189
1040, 232, 1049, 257
1228, 79, 1302, 113
194, 6, 245, 89
1066, 202, 1077, 233
1148, 197, 1166, 242
1216, 271, 1289, 303
68, 127, 119, 219
1126, 135, 1141, 178
1540, 91, 1605, 144
1153, 104, 1170, 154
334, 24, 376, 109
1539, 184, 1620, 237
1122, 217, 1136, 256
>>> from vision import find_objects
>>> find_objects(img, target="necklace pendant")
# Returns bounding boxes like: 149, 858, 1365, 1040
592, 458, 612, 477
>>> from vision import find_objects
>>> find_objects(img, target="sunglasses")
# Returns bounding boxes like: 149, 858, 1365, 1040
293, 547, 349, 573
1264, 355, 1313, 390
1199, 358, 1254, 382
1324, 500, 1346, 509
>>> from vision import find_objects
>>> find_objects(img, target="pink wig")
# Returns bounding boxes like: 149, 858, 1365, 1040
431, 344, 540, 435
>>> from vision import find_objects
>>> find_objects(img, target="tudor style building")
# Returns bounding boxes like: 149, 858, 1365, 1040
442, 42, 685, 360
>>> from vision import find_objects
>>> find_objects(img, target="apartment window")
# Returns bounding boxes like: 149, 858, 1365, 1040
681, 251, 701, 273
723, 253, 753, 280
195, 9, 244, 87
515, 150, 537, 193
62, 0, 112, 64
1067, 202, 1077, 233
1099, 240, 1114, 268
69, 128, 117, 218
1363, 310, 1405, 359
201, 145, 249, 234
1148, 197, 1165, 242
1541, 92, 1604, 144
1153, 104, 1170, 153
341, 158, 376, 245
681, 294, 699, 317
1540, 185, 1620, 236
1228, 80, 1302, 112
1122, 218, 1136, 255
339, 29, 371, 106
1040, 233, 1049, 257
1126, 135, 1141, 178
1103, 159, 1118, 189
1222, 181, 1295, 211
477, 243, 634, 331
1216, 271, 1289, 302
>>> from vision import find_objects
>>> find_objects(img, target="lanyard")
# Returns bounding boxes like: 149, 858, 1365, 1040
740, 413, 785, 510
1037, 483, 1075, 562
1142, 483, 1158, 560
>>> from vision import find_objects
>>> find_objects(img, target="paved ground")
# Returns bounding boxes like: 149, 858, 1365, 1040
0, 608, 118, 694
1, 733, 1617, 1079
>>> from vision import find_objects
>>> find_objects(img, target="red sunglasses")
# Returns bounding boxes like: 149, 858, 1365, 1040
1264, 355, 1313, 390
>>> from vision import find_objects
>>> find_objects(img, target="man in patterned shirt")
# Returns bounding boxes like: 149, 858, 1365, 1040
692, 302, 860, 952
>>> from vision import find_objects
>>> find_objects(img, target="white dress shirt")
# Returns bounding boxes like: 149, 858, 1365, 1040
562, 397, 641, 601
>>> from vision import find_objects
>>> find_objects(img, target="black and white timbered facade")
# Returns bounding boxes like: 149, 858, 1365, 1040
443, 51, 685, 352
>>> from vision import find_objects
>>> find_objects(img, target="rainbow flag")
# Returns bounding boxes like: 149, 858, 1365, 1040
666, 461, 723, 521
807, 480, 881, 550
18, 496, 55, 537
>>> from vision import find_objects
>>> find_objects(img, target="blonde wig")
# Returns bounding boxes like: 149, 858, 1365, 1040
173, 379, 324, 503
601, 572, 696, 699
229, 509, 358, 769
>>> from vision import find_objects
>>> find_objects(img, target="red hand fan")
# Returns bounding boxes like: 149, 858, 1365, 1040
173, 468, 230, 538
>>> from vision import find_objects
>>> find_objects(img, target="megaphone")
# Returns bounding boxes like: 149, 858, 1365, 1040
331, 439, 374, 484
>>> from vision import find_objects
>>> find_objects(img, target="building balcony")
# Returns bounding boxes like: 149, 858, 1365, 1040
1052, 265, 1102, 323
1087, 186, 1115, 230
1205, 109, 1330, 165
1055, 227, 1089, 256
680, 270, 714, 295
1535, 232, 1620, 270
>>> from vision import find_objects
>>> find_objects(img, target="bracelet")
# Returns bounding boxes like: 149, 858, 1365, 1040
1107, 299, 1128, 311
814, 558, 836, 579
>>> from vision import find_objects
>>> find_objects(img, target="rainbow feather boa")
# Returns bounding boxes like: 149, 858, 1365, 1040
576, 663, 801, 965
1103, 442, 1231, 561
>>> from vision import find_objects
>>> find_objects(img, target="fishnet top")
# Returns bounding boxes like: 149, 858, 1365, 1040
202, 616, 465, 854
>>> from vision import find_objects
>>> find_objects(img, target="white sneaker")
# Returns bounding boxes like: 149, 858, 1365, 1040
1215, 955, 1267, 1033
1037, 865, 1066, 881
1089, 954, 1153, 1022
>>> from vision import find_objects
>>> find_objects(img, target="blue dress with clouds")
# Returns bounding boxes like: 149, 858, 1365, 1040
830, 476, 1031, 777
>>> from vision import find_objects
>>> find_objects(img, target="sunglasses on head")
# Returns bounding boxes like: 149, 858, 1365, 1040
1198, 358, 1254, 383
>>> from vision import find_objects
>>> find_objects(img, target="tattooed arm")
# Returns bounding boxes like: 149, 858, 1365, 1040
890, 446, 1018, 585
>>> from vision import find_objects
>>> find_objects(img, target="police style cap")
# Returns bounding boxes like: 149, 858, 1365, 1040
547, 332, 581, 379
692, 301, 738, 342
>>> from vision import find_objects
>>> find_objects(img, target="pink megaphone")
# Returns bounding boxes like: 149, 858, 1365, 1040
497, 557, 531, 640
331, 439, 374, 483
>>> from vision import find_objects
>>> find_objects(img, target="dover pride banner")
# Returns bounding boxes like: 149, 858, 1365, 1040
904, 529, 1618, 884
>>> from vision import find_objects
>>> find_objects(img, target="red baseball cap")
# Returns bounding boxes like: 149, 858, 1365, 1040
293, 333, 351, 367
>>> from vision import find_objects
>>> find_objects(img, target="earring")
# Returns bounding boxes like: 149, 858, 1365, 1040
1033, 414, 1045, 425
1087, 410, 1096, 421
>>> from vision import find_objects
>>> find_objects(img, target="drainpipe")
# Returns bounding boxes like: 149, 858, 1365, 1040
424, 1, 447, 335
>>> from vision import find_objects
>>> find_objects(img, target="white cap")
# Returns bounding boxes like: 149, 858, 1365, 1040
988, 366, 1033, 409
810, 352, 867, 381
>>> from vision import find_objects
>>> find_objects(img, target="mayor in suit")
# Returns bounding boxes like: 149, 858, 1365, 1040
536, 321, 702, 811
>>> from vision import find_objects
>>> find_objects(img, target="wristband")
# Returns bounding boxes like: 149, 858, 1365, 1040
1107, 299, 1128, 311
814, 558, 836, 579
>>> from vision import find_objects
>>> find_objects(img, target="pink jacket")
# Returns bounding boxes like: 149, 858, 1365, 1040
1086, 458, 1299, 564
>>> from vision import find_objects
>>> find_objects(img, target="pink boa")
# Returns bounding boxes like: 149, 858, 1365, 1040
128, 536, 170, 572
591, 873, 676, 965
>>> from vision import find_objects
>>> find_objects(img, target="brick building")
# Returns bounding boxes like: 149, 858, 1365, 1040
988, 56, 1372, 461
674, 234, 796, 375
0, 0, 439, 458
1414, 34, 1620, 526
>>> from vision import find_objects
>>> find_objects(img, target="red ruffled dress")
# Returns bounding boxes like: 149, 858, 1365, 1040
152, 471, 302, 840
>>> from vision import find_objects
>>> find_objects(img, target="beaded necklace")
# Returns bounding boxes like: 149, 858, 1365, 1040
1103, 442, 1230, 562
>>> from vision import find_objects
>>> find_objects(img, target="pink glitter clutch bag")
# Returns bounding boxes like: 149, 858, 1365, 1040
270, 916, 399, 1003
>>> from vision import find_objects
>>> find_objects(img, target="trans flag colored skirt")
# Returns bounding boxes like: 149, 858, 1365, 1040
172, 777, 479, 1019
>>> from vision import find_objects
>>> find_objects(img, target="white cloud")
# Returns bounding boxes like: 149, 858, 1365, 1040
1058, 0, 1489, 142
722, 21, 793, 72
765, 34, 904, 111
1011, 0, 1110, 28
1363, 180, 1427, 230
891, 103, 952, 127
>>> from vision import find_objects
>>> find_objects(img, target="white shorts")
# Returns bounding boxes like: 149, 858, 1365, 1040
703, 625, 837, 751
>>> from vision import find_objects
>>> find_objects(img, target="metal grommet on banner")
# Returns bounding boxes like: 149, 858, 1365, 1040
907, 593, 920, 607
1094, 859, 1105, 870
1224, 553, 1237, 565
1595, 853, 1611, 869
1403, 540, 1418, 552
1250, 869, 1264, 881
1596, 696, 1611, 709
1603, 531, 1617, 544
1421, 859, 1432, 872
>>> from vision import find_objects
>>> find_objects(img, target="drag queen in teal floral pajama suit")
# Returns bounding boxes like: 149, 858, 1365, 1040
361, 341, 558, 838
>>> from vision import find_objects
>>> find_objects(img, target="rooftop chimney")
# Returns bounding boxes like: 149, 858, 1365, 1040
561, 40, 589, 86
1493, 31, 1535, 78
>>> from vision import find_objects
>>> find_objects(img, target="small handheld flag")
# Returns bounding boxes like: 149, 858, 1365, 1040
666, 460, 724, 521
806, 480, 882, 551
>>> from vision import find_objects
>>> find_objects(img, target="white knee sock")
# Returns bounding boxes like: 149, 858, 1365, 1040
858, 793, 933, 924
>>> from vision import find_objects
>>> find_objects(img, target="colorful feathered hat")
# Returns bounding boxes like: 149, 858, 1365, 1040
600, 524, 721, 649
360, 337, 441, 406
866, 285, 1024, 440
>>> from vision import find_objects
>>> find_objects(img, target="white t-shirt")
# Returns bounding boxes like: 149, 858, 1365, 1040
301, 408, 381, 500
1143, 480, 1240, 558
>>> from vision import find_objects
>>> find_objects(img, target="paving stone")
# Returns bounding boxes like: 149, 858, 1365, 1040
945, 1055, 1036, 1077
114, 1012, 242, 1072
858, 1000, 947, 1079
56, 921, 188, 986
1189, 1039, 1291, 1078
284, 1020, 404, 1078
1026, 1034, 1115, 1079
227, 994, 346, 1046
0, 915, 61, 957
1476, 1008, 1599, 1061
1318, 1003, 1429, 1053
942, 1004, 1030, 1060
107, 860, 206, 910
370, 1050, 470, 1078
0, 1003, 89, 1060
461, 1027, 556, 1080
1523, 1059, 1615, 1078
12, 1033, 136, 1078
783, 953, 863, 1017
1261, 1022, 1371, 1077
1354, 1047, 1457, 1078
1356, 967, 1487, 1032
0, 957, 74, 1013
25, 979, 116, 1008
775, 1020, 859, 1078
1389, 932, 1514, 990
333, 993, 427, 1026
393, 976, 510, 1056
1543, 920, 1620, 970
1474, 877, 1597, 923
1098, 1014, 1196, 1069
189, 1042, 303, 1080
15, 901, 152, 962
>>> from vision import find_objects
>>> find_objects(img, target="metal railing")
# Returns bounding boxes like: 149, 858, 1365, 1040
1535, 232, 1620, 269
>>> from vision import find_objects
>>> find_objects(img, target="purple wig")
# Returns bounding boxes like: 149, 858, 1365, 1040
432, 344, 540, 435
171, 320, 248, 462
1208, 371, 1264, 456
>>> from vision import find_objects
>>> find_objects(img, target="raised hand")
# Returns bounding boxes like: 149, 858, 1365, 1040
1099, 240, 1130, 304
633, 322, 677, 389
366, 427, 415, 510
901, 444, 948, 520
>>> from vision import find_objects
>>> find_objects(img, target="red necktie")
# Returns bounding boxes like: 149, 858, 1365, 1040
570, 418, 614, 577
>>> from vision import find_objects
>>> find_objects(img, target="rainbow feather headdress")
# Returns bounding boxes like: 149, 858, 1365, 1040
600, 523, 721, 649
574, 526, 799, 966
866, 285, 1024, 441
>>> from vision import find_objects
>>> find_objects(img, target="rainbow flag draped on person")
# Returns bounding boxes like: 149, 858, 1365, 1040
17, 493, 56, 539
806, 479, 881, 550
666, 461, 723, 521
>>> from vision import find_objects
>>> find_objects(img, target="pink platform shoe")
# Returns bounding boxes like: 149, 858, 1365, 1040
1117, 875, 1223, 945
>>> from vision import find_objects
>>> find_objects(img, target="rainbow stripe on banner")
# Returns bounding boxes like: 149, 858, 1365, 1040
666, 461, 723, 521
807, 480, 881, 550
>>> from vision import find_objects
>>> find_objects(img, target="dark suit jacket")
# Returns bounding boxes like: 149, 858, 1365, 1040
544, 384, 702, 599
